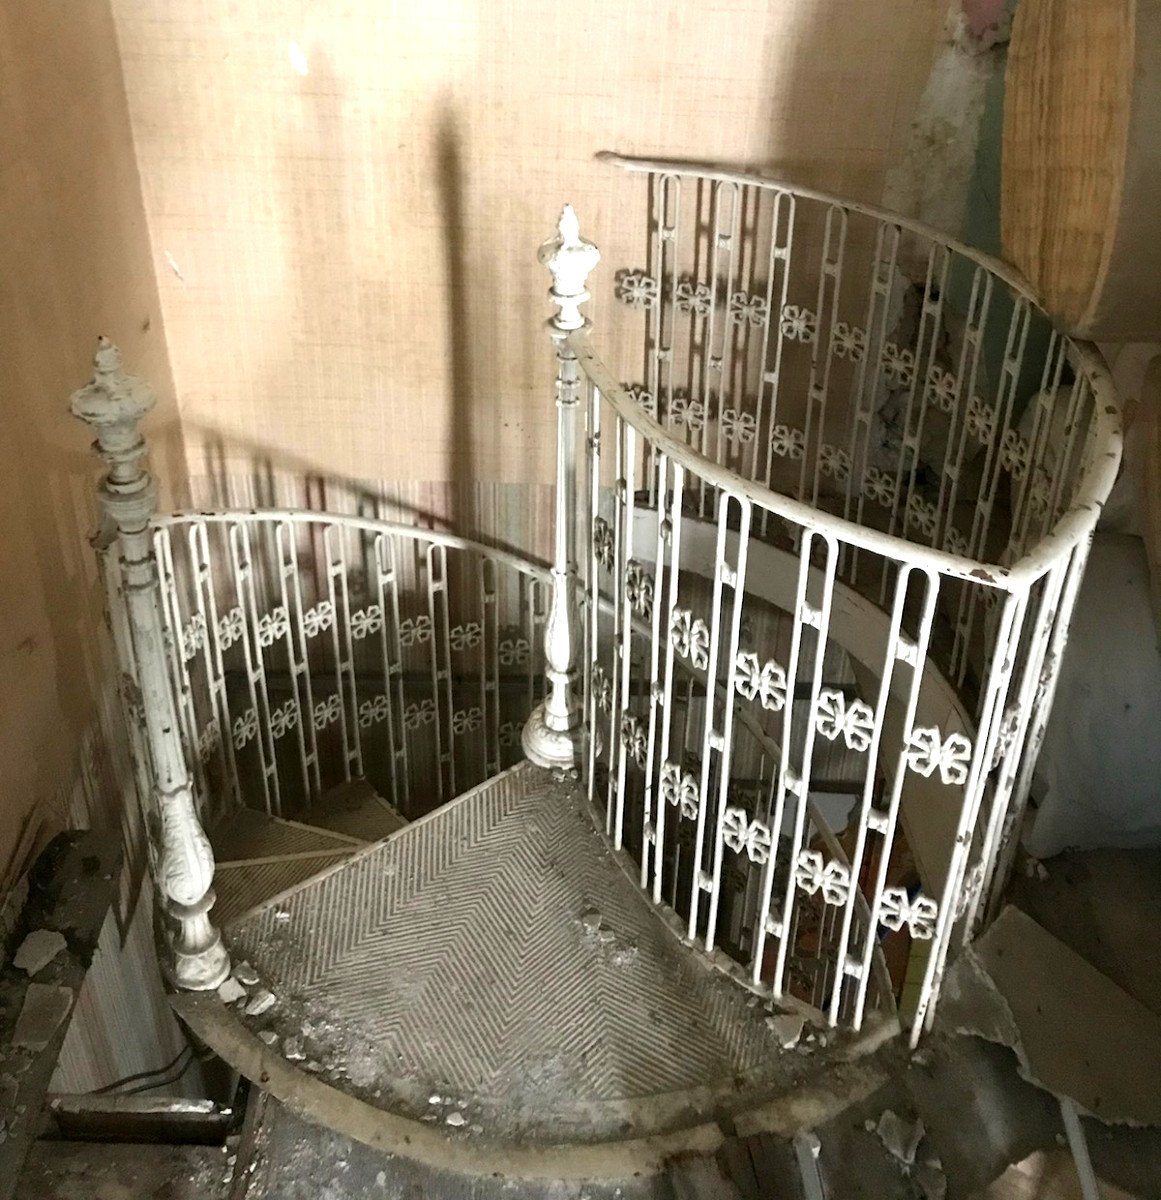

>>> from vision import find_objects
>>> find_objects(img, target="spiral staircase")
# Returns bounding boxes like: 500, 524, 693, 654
60, 155, 1121, 1195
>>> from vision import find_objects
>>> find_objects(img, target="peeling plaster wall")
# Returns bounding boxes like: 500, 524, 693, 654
884, 0, 1012, 245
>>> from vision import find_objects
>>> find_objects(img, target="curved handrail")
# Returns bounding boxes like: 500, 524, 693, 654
599, 151, 1036, 298
571, 328, 1118, 591
591, 153, 1124, 590
153, 508, 552, 582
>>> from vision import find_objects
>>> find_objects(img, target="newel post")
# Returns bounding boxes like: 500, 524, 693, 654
523, 206, 601, 770
71, 339, 230, 991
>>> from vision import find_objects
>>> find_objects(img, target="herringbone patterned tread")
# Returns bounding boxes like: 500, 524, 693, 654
226, 763, 802, 1142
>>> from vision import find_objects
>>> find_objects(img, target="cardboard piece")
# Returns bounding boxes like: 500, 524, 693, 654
940, 906, 1161, 1126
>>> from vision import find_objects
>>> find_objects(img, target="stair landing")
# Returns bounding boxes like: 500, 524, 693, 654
211, 763, 809, 1145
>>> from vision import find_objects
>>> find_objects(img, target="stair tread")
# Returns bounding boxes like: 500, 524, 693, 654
215, 853, 351, 929
216, 763, 809, 1146
210, 808, 361, 864
14, 1140, 230, 1199
305, 778, 407, 844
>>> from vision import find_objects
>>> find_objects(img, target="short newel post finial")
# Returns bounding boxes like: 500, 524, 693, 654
71, 339, 230, 991
523, 206, 601, 770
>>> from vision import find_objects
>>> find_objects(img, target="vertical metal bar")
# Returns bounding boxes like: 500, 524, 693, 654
760, 193, 798, 537
849, 568, 944, 1028
585, 380, 602, 800
986, 536, 1092, 924
800, 204, 848, 506
845, 221, 900, 583
825, 562, 918, 1025
704, 495, 752, 950
323, 524, 359, 783
613, 421, 637, 849
640, 451, 671, 889
374, 532, 407, 809
426, 543, 452, 803
191, 522, 243, 807
482, 555, 500, 779
909, 589, 1026, 1041
274, 522, 312, 804
697, 179, 740, 516
769, 531, 841, 996
230, 522, 278, 815
651, 464, 685, 903
967, 564, 1067, 935
285, 521, 321, 799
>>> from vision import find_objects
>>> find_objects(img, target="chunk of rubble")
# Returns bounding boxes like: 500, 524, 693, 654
445, 1111, 466, 1127
875, 1108, 925, 1166
233, 961, 260, 987
257, 1030, 278, 1046
766, 1011, 805, 1049
12, 930, 67, 977
244, 989, 276, 1017
282, 1036, 306, 1062
217, 977, 246, 1005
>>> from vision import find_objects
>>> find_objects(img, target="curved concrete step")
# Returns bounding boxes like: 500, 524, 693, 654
178, 763, 897, 1179
302, 778, 408, 844
209, 783, 408, 929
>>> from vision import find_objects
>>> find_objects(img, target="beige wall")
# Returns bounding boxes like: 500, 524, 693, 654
0, 0, 183, 891
112, 0, 944, 499
0, 0, 197, 1089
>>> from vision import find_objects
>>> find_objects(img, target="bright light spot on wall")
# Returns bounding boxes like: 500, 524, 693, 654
288, 41, 309, 76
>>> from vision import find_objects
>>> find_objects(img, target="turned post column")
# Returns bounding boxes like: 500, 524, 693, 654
523, 206, 600, 770
71, 339, 230, 991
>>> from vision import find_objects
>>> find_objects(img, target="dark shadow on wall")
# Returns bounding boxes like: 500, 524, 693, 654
206, 65, 512, 545
435, 103, 477, 539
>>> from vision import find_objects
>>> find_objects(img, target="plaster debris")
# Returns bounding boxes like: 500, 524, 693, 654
12, 983, 73, 1051
766, 1012, 806, 1049
875, 1109, 926, 1166
245, 989, 276, 1017
258, 1030, 278, 1046
445, 1111, 466, 1127
283, 1036, 306, 1062
12, 930, 67, 977
580, 907, 601, 931
375, 1171, 387, 1188
233, 961, 260, 987
596, 923, 615, 944
428, 1093, 442, 1105
217, 977, 247, 1005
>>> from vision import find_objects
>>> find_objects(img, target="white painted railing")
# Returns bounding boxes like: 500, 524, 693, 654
148, 512, 551, 823
558, 157, 1122, 1042
72, 158, 1120, 1048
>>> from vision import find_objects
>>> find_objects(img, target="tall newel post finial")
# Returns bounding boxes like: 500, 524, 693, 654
71, 339, 230, 991
523, 207, 601, 770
